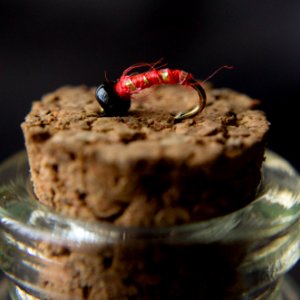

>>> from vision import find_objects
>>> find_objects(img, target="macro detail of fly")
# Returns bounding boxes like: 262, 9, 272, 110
95, 61, 207, 122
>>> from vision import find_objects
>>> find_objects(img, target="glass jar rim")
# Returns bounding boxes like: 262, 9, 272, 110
0, 150, 300, 249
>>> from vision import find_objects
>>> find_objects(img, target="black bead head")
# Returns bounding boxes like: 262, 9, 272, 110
96, 82, 131, 116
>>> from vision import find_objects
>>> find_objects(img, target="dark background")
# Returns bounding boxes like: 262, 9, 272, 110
1, 0, 300, 285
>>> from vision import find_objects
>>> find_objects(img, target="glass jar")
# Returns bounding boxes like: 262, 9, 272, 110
0, 151, 300, 300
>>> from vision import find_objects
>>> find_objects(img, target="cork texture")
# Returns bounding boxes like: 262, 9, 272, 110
22, 84, 269, 226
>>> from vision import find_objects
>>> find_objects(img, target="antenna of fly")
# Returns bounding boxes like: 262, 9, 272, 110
120, 58, 166, 78
201, 65, 234, 84
104, 70, 110, 83
189, 65, 234, 101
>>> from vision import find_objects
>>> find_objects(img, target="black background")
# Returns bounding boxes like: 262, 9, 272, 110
1, 0, 300, 285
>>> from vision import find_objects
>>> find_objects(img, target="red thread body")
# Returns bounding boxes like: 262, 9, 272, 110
114, 68, 194, 99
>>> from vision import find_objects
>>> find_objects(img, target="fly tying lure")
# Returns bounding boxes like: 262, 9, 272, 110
95, 62, 231, 121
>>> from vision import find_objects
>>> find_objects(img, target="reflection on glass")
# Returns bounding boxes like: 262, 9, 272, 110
0, 151, 299, 299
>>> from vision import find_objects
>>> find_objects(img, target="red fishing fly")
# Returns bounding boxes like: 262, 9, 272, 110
96, 61, 230, 121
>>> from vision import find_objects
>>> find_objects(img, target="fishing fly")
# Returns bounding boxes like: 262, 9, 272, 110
96, 61, 230, 121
